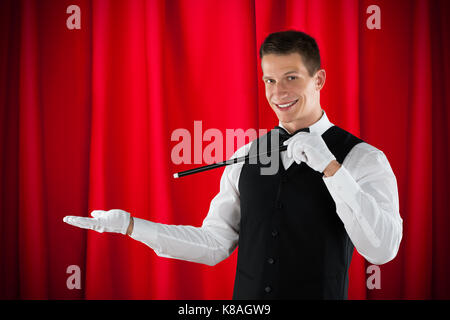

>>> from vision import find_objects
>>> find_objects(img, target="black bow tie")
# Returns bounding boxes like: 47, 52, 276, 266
274, 126, 310, 144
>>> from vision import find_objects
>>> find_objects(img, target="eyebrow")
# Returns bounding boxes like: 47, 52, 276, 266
262, 70, 299, 80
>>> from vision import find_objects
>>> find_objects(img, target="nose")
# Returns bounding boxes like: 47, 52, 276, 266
272, 82, 289, 99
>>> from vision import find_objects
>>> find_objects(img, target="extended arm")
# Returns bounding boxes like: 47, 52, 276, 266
64, 145, 248, 266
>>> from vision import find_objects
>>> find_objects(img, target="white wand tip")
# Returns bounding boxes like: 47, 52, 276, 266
173, 173, 179, 179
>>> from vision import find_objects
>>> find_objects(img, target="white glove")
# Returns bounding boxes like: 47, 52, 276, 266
283, 132, 336, 173
63, 209, 131, 235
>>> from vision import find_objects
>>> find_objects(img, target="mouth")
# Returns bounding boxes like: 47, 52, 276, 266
274, 99, 298, 111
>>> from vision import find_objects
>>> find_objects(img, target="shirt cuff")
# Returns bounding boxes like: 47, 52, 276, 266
130, 217, 158, 246
323, 165, 361, 210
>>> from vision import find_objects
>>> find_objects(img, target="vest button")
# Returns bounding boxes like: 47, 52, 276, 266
271, 230, 278, 237
267, 257, 275, 264
264, 286, 272, 293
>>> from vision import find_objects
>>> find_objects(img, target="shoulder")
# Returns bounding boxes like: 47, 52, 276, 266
344, 142, 395, 178
230, 140, 253, 159
348, 142, 386, 161
350, 141, 382, 154
222, 140, 254, 192
323, 126, 364, 163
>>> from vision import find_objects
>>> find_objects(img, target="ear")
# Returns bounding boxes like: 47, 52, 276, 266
315, 69, 326, 90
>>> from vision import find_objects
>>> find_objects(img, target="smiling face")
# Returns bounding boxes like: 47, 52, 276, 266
261, 52, 326, 133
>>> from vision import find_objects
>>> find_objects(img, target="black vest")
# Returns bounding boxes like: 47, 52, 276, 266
233, 125, 363, 300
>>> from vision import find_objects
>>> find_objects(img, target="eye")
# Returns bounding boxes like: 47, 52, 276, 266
264, 79, 275, 84
287, 76, 297, 81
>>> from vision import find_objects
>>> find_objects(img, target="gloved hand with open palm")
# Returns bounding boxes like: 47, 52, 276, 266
63, 209, 132, 235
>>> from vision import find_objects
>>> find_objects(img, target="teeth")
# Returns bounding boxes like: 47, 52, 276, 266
277, 100, 297, 108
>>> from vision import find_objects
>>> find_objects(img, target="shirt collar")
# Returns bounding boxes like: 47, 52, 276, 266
278, 110, 333, 136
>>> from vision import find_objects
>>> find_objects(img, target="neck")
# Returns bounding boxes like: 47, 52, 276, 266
281, 107, 323, 134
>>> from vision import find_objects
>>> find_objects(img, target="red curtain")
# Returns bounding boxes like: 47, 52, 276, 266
1, 0, 449, 300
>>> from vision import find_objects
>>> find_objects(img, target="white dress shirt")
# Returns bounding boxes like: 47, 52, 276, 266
131, 112, 403, 266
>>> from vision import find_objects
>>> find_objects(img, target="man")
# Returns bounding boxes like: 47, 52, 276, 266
64, 30, 403, 299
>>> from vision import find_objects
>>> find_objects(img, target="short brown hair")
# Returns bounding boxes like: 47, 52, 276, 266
259, 30, 321, 76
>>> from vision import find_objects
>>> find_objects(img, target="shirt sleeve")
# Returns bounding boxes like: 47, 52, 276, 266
130, 144, 249, 266
322, 143, 403, 265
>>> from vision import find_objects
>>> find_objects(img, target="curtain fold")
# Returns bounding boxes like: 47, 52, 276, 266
1, 0, 449, 299
431, 0, 450, 300
402, 0, 433, 299
18, 0, 49, 299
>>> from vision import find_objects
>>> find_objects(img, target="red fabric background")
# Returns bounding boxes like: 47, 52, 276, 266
1, 0, 449, 299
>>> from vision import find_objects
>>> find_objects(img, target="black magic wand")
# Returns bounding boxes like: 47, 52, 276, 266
172, 126, 309, 178
173, 145, 288, 178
